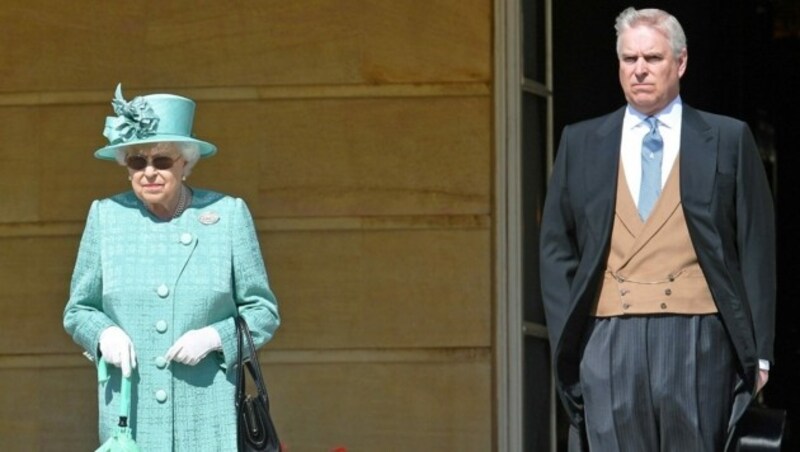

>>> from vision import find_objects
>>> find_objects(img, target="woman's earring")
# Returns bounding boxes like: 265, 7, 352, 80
128, 175, 132, 181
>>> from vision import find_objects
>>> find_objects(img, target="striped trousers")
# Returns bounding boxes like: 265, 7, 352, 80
577, 314, 744, 452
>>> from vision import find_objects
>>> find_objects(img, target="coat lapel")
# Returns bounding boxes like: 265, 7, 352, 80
680, 106, 717, 207
583, 108, 624, 244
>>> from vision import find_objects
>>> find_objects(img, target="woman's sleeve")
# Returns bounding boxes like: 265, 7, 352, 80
215, 198, 280, 369
63, 200, 115, 361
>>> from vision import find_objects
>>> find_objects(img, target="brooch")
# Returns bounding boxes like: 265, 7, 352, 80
198, 211, 220, 225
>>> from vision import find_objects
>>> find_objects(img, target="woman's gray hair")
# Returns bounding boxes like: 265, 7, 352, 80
615, 7, 687, 58
115, 142, 201, 176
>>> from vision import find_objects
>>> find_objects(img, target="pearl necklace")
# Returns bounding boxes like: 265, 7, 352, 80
173, 185, 189, 219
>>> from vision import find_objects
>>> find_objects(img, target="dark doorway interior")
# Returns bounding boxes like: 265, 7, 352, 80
553, 0, 800, 449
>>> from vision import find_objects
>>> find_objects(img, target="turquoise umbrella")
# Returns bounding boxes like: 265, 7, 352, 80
95, 359, 141, 452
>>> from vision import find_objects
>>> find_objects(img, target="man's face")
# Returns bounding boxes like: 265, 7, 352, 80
618, 25, 687, 115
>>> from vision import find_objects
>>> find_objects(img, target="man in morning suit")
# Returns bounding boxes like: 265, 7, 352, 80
539, 7, 775, 452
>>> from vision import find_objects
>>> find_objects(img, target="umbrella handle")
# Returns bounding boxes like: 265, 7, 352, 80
97, 357, 109, 383
97, 358, 133, 421
119, 371, 131, 421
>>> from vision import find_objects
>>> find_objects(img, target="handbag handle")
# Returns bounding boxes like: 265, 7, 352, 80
235, 316, 271, 406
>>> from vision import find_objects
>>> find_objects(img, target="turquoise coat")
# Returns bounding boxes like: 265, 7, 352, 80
63, 189, 280, 451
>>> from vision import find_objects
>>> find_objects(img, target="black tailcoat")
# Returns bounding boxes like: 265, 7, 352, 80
539, 105, 776, 445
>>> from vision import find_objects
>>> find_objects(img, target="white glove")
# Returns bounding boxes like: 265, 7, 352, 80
164, 326, 222, 366
99, 326, 137, 378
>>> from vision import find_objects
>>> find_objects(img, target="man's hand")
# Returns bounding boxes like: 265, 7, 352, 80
756, 369, 769, 393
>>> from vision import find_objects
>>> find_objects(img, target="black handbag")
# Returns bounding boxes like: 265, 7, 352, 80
235, 316, 281, 452
735, 404, 787, 452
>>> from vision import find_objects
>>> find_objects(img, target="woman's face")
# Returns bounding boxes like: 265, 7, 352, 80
125, 143, 186, 215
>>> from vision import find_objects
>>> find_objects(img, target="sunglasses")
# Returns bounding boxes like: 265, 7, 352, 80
126, 155, 180, 171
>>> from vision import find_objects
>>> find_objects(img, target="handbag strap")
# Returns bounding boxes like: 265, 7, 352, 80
235, 316, 271, 406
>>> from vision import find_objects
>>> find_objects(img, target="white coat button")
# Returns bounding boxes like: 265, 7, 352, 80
180, 233, 193, 245
155, 320, 168, 333
157, 284, 169, 298
155, 389, 168, 403
155, 356, 167, 369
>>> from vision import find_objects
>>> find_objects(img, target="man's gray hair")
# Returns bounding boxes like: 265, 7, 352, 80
615, 7, 687, 58
115, 141, 201, 176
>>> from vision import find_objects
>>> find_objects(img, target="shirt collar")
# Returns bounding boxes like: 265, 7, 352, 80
624, 96, 683, 130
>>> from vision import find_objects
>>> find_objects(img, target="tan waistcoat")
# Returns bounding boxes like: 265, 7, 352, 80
591, 157, 718, 316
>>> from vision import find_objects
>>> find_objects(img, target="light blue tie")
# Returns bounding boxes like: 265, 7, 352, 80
638, 116, 663, 221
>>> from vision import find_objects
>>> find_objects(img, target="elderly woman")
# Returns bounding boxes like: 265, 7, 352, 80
63, 84, 280, 450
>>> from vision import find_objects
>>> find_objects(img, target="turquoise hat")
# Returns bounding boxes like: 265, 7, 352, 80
94, 84, 217, 160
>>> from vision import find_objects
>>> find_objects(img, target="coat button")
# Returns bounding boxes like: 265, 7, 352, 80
180, 233, 193, 245
157, 284, 170, 298
155, 320, 168, 333
660, 303, 668, 309
155, 389, 168, 403
155, 356, 167, 369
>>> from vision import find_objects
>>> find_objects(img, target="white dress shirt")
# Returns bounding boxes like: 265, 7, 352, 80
621, 96, 682, 205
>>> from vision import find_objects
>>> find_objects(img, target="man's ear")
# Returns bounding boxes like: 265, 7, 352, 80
677, 48, 688, 78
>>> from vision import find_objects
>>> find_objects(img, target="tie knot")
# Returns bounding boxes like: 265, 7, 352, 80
645, 116, 659, 131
